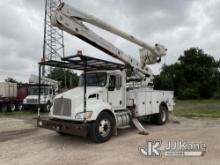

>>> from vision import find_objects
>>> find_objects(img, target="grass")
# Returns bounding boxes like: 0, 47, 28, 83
174, 99, 220, 118
0, 111, 37, 118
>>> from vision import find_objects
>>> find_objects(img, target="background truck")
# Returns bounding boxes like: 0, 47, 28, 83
0, 82, 28, 112
22, 74, 59, 111
37, 2, 175, 143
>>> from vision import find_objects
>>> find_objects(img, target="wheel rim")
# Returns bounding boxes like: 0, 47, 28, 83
161, 110, 166, 122
46, 104, 50, 112
98, 118, 111, 137
18, 105, 22, 111
10, 104, 15, 111
47, 105, 50, 112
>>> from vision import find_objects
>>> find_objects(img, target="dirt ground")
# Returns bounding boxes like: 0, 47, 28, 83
0, 115, 220, 165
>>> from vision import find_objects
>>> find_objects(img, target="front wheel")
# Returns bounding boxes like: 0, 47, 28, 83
44, 102, 51, 112
89, 112, 114, 143
154, 105, 168, 125
16, 103, 23, 111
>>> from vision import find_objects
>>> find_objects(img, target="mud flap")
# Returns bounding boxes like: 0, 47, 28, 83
132, 118, 149, 135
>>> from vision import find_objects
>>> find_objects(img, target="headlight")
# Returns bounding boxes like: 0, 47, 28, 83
75, 111, 93, 119
23, 99, 27, 104
38, 121, 43, 126
40, 98, 48, 103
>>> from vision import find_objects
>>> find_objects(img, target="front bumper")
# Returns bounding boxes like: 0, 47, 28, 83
37, 118, 89, 136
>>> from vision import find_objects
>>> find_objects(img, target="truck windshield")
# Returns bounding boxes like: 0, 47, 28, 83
79, 72, 107, 87
29, 87, 49, 95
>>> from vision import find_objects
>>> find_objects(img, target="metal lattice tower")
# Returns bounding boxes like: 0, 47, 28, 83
42, 0, 65, 76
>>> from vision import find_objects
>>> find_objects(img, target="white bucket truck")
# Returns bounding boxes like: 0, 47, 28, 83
37, 2, 174, 143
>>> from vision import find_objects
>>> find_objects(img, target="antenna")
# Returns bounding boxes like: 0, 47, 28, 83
42, 0, 65, 76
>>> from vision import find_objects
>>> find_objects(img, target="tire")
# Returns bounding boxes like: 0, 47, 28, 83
154, 105, 168, 125
8, 102, 16, 112
1, 104, 8, 112
149, 114, 157, 124
44, 102, 51, 112
89, 112, 114, 143
22, 105, 29, 111
16, 103, 23, 111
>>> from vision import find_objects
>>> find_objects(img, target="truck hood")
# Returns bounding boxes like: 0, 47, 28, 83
55, 86, 103, 99
51, 86, 104, 119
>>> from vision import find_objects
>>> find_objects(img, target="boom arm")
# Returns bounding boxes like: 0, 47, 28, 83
51, 2, 167, 84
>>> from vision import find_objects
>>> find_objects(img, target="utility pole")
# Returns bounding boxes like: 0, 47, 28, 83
42, 0, 65, 76
217, 68, 219, 94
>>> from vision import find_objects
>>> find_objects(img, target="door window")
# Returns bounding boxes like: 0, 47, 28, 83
108, 75, 122, 91
108, 75, 116, 91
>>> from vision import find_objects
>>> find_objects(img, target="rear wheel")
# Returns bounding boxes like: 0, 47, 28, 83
8, 102, 16, 112
154, 105, 168, 125
89, 112, 114, 143
1, 104, 7, 112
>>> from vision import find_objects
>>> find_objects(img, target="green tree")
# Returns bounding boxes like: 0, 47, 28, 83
47, 68, 79, 89
5, 77, 18, 83
154, 48, 217, 99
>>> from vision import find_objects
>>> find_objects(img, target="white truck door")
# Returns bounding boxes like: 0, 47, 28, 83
107, 74, 124, 109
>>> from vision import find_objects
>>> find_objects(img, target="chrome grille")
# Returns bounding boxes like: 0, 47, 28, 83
53, 98, 71, 117
27, 99, 38, 104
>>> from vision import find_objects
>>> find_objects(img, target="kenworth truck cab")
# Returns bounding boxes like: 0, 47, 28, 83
50, 70, 126, 121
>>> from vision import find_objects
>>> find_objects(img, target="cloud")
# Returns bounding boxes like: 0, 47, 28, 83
0, 0, 220, 82
0, 0, 44, 82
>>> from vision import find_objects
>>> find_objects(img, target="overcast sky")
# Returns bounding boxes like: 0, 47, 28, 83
0, 0, 220, 82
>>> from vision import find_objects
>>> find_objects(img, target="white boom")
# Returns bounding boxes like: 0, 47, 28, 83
51, 2, 167, 84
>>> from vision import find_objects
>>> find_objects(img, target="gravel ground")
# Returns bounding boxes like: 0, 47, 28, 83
0, 115, 220, 165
